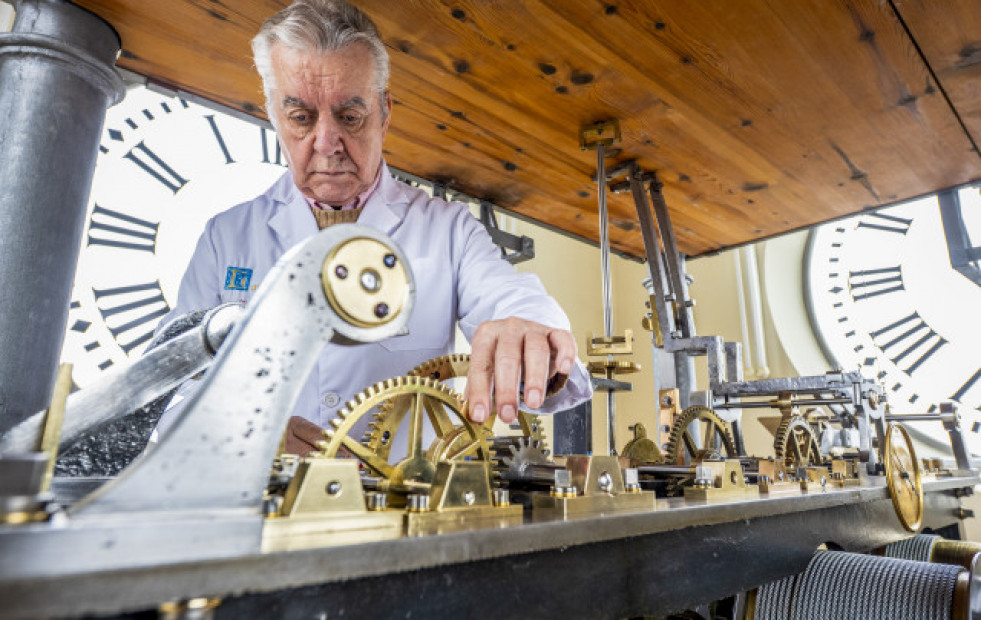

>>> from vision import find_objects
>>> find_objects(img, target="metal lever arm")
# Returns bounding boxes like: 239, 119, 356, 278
0, 304, 243, 456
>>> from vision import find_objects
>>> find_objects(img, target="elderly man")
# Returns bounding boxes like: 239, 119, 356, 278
157, 0, 591, 453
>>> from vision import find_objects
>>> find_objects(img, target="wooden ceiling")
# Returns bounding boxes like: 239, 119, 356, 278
72, 0, 981, 258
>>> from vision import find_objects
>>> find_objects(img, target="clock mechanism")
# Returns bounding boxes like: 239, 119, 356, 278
805, 186, 981, 454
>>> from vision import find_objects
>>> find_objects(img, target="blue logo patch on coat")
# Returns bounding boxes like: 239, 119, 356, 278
224, 267, 253, 291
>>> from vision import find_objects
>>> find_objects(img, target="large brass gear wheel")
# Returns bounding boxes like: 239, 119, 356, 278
774, 415, 824, 468
319, 376, 489, 489
665, 406, 737, 465
401, 353, 549, 448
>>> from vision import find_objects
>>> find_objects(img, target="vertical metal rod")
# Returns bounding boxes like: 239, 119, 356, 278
596, 144, 616, 455
0, 0, 123, 434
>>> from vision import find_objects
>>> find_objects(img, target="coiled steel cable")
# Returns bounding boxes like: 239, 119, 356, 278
755, 550, 962, 619
885, 534, 941, 562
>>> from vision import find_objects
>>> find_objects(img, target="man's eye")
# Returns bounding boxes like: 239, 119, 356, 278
290, 113, 313, 125
341, 113, 363, 126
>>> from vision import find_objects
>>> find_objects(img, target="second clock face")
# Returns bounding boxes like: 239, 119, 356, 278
61, 87, 290, 388
806, 187, 981, 452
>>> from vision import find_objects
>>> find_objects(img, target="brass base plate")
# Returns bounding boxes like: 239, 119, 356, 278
405, 504, 524, 537
262, 511, 403, 553
531, 491, 656, 521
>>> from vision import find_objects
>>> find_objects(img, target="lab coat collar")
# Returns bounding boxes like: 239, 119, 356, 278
357, 161, 409, 236
267, 171, 318, 251
267, 161, 408, 248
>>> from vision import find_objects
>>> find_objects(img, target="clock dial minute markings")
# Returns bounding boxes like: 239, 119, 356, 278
68, 300, 112, 371
92, 281, 170, 355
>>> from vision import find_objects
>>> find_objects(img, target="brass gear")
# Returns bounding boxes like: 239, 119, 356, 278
319, 376, 489, 488
665, 406, 737, 465
399, 353, 549, 448
883, 422, 923, 532
774, 415, 824, 468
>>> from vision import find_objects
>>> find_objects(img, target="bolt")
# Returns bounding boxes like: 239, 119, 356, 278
360, 268, 380, 292
598, 471, 613, 493
383, 253, 397, 268
463, 490, 476, 505
326, 481, 342, 496
374, 303, 390, 318
335, 265, 349, 279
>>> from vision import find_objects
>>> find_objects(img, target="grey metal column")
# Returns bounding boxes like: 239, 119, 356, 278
0, 0, 124, 434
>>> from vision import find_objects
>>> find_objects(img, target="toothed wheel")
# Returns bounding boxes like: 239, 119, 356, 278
665, 406, 737, 465
401, 353, 549, 449
774, 415, 824, 468
492, 436, 555, 485
319, 376, 488, 488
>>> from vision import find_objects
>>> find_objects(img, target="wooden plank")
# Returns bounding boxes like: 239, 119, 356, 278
71, 0, 981, 257
893, 0, 981, 150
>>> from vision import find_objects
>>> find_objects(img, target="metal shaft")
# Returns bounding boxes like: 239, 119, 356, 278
596, 144, 617, 455
0, 0, 124, 435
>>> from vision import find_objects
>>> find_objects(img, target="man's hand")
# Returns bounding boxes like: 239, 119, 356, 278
465, 317, 576, 424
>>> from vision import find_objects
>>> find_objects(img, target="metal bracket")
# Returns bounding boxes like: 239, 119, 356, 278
579, 120, 621, 151
479, 201, 535, 264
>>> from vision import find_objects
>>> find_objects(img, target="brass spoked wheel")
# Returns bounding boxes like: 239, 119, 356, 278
406, 353, 549, 447
774, 415, 824, 468
319, 376, 489, 490
884, 422, 923, 532
665, 406, 737, 465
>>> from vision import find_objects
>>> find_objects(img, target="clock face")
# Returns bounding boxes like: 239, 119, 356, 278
60, 86, 289, 388
805, 187, 981, 453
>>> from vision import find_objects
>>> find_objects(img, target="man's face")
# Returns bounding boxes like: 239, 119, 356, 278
270, 42, 391, 205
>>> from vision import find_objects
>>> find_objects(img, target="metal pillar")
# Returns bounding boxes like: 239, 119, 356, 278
0, 0, 124, 434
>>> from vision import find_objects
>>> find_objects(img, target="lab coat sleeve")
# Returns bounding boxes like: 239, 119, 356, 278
450, 207, 592, 413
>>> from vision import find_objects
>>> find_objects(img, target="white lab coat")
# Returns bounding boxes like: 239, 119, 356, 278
155, 164, 592, 439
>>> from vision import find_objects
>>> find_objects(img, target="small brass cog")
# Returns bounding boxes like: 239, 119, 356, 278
665, 406, 737, 465
319, 375, 489, 489
396, 353, 549, 448
774, 415, 824, 468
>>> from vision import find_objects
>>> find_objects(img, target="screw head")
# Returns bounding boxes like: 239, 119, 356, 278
374, 303, 389, 318
334, 265, 349, 279
383, 253, 397, 268
326, 481, 342, 496
360, 268, 380, 292
463, 490, 476, 505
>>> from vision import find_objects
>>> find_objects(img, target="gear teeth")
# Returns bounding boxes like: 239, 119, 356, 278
329, 418, 343, 429
665, 406, 736, 464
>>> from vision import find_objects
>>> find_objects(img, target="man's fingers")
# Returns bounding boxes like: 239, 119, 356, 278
493, 328, 522, 423
466, 325, 496, 423
522, 330, 550, 409
547, 329, 577, 377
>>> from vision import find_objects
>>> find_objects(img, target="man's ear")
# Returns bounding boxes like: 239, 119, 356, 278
381, 90, 393, 131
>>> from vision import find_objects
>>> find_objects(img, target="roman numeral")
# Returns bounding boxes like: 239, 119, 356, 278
260, 127, 286, 166
870, 312, 947, 375
92, 281, 170, 355
86, 205, 159, 253
857, 211, 912, 235
848, 266, 903, 301
123, 141, 189, 194
951, 367, 981, 403
205, 115, 235, 164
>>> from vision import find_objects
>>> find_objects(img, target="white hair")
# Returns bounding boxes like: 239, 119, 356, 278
252, 0, 390, 124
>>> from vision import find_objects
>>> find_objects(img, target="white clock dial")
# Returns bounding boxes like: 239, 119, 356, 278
60, 86, 288, 388
805, 187, 981, 454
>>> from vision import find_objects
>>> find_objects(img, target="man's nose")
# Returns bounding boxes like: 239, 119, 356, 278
312, 115, 343, 154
